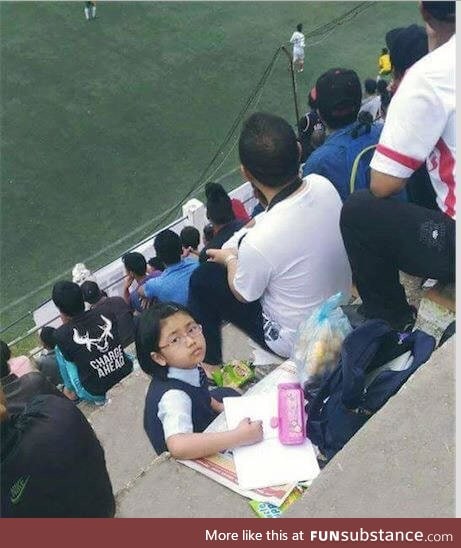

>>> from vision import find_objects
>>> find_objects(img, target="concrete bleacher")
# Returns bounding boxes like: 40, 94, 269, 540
80, 310, 455, 518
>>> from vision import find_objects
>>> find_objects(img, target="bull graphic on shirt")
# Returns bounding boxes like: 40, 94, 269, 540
72, 315, 114, 353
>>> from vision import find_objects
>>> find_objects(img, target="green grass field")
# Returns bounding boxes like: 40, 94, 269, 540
0, 1, 419, 344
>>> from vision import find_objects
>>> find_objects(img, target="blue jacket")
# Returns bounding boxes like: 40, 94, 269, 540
303, 121, 407, 202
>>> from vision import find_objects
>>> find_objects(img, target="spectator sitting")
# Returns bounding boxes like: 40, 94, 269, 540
136, 302, 260, 458
0, 340, 35, 379
302, 67, 406, 202
384, 23, 436, 211
198, 182, 245, 263
53, 281, 133, 405
0, 388, 115, 517
298, 87, 326, 163
35, 327, 62, 386
180, 226, 201, 259
81, 280, 135, 347
340, 1, 455, 331
122, 251, 160, 314
189, 112, 351, 365
360, 78, 381, 120
138, 230, 199, 306
1, 340, 63, 415
147, 256, 165, 274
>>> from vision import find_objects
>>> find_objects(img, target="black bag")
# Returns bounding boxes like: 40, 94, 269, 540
307, 320, 435, 461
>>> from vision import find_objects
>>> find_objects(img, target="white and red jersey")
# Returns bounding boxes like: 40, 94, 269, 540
371, 35, 456, 218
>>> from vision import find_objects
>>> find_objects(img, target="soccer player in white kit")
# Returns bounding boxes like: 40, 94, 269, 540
290, 23, 305, 72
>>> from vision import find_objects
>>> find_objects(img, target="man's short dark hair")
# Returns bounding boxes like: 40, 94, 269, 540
297, 23, 303, 32
122, 252, 147, 277
364, 78, 377, 95
381, 47, 388, 54
376, 79, 389, 94
40, 326, 56, 349
147, 257, 165, 272
422, 1, 455, 22
154, 230, 182, 266
180, 226, 200, 250
52, 281, 85, 317
0, 340, 11, 378
81, 280, 103, 305
205, 182, 235, 225
239, 112, 299, 188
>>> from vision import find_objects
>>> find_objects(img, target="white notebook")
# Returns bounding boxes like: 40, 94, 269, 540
223, 391, 320, 490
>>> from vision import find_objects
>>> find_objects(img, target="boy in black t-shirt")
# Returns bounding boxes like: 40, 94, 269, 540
52, 281, 133, 404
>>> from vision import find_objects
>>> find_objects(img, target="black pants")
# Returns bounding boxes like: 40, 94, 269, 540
340, 190, 455, 325
188, 262, 270, 364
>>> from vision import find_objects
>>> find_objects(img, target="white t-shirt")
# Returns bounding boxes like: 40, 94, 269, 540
370, 35, 456, 218
233, 176, 352, 358
360, 95, 381, 120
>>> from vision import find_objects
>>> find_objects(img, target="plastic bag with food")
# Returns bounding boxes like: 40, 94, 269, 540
293, 293, 352, 399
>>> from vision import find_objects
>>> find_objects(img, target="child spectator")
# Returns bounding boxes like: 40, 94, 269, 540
138, 230, 199, 306
147, 256, 165, 274
198, 182, 245, 262
81, 280, 135, 347
123, 251, 160, 314
180, 226, 201, 258
53, 281, 133, 405
136, 302, 263, 458
35, 327, 62, 386
0, 340, 35, 379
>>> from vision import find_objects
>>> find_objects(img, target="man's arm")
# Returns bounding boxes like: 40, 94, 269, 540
123, 273, 134, 305
205, 248, 247, 303
370, 169, 407, 198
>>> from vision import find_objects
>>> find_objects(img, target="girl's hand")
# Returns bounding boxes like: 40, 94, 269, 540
235, 417, 263, 446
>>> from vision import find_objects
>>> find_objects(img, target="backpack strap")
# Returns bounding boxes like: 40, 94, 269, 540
349, 144, 377, 195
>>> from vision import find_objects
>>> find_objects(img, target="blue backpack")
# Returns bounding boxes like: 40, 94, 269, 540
307, 320, 436, 461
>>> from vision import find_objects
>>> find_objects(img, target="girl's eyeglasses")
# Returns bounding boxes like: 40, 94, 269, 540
159, 324, 203, 349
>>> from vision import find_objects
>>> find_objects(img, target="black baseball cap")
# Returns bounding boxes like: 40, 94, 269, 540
386, 25, 428, 75
315, 68, 362, 129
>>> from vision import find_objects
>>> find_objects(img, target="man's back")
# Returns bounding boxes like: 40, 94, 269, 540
234, 176, 352, 357
93, 296, 135, 347
55, 308, 133, 396
143, 257, 199, 305
371, 35, 456, 217
303, 121, 383, 201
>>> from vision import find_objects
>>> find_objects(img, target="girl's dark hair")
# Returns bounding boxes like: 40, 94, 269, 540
135, 302, 198, 381
205, 182, 235, 225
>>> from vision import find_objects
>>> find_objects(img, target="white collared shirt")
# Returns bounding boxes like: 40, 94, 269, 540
157, 367, 201, 441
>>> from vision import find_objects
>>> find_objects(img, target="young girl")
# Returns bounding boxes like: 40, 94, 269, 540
136, 302, 263, 460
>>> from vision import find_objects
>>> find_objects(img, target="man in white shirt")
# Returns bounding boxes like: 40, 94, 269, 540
189, 112, 351, 364
290, 23, 305, 73
340, 1, 455, 331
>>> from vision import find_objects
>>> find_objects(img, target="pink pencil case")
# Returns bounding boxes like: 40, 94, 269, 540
276, 382, 306, 445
